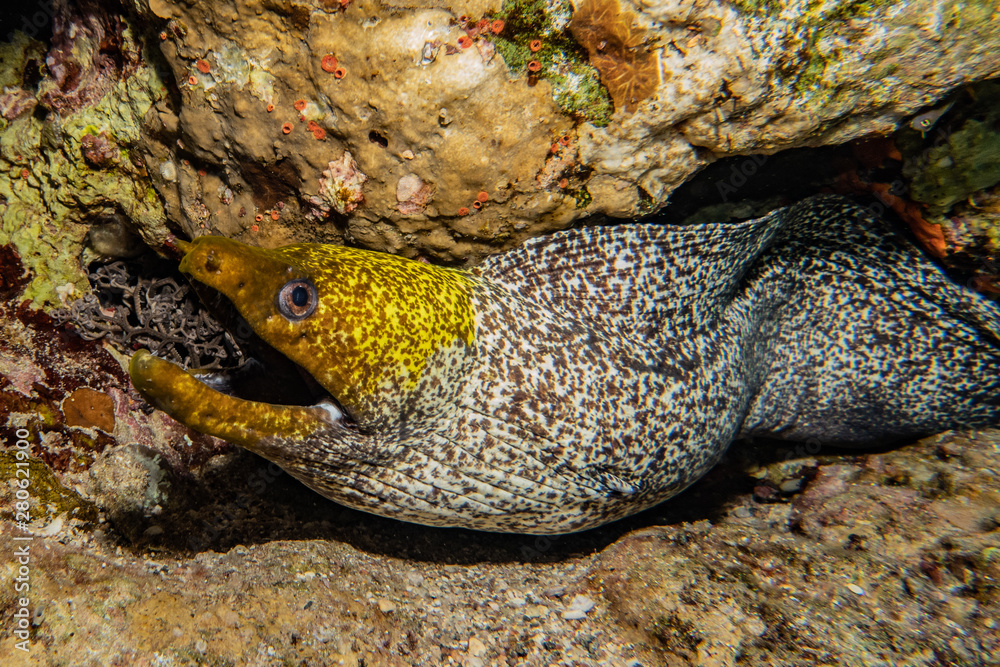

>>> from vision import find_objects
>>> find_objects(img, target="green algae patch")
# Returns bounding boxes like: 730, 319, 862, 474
728, 0, 784, 14
894, 81, 1000, 266
491, 0, 614, 126
0, 451, 99, 525
907, 117, 1000, 211
788, 0, 899, 98
0, 32, 46, 94
781, 0, 999, 119
732, 0, 905, 108
902, 82, 1000, 215
0, 32, 171, 309
728, 0, 890, 18
489, 0, 657, 122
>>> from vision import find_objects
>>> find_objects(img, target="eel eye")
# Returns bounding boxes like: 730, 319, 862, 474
277, 279, 318, 321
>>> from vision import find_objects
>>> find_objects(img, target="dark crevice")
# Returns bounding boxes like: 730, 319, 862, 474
1, 3, 56, 48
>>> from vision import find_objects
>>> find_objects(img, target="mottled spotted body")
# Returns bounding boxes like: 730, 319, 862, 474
129, 196, 1000, 533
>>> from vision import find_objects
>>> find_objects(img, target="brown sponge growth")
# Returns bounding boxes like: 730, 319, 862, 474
569, 0, 659, 114
63, 388, 116, 433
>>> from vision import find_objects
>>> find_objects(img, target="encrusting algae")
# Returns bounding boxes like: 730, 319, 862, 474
129, 196, 1000, 534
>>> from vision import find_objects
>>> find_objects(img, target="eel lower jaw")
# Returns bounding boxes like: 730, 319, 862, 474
129, 350, 347, 449
187, 362, 351, 428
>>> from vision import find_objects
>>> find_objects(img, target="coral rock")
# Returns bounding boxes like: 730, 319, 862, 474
4, 0, 1000, 290
110, 0, 1000, 262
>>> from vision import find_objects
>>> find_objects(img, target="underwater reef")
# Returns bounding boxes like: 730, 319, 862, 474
1, 0, 999, 664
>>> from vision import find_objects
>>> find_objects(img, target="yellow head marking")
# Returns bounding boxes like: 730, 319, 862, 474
178, 237, 476, 424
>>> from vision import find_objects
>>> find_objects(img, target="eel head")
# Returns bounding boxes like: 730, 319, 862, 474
129, 236, 477, 452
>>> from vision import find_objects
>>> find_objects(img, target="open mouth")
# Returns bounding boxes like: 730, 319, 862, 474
188, 355, 349, 427
182, 281, 353, 428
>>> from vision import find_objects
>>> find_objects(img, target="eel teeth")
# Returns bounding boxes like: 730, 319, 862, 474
314, 398, 345, 425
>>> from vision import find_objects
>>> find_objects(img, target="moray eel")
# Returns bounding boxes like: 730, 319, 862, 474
129, 196, 1000, 534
